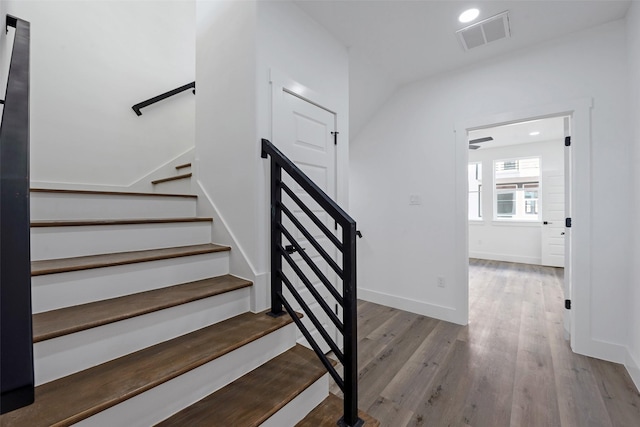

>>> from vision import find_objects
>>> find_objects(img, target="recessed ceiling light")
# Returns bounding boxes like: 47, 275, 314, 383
459, 8, 480, 23
529, 131, 540, 136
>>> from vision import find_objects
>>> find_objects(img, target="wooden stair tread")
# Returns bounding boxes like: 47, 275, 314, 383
33, 275, 251, 342
175, 162, 191, 170
155, 344, 329, 427
31, 243, 230, 276
30, 188, 197, 198
152, 173, 192, 185
0, 312, 293, 427
296, 393, 380, 427
31, 217, 212, 227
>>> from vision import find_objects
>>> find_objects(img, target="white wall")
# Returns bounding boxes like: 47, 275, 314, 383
0, 0, 9, 100
349, 49, 397, 140
5, 0, 195, 187
626, 1, 640, 390
195, 0, 259, 301
196, 0, 349, 311
468, 140, 564, 265
351, 18, 631, 360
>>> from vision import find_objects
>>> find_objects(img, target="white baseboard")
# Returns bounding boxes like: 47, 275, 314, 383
626, 347, 640, 393
252, 272, 270, 313
194, 179, 259, 283
573, 337, 626, 365
358, 288, 465, 325
469, 251, 541, 265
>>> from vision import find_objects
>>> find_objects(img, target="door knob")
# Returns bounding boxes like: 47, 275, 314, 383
284, 244, 306, 254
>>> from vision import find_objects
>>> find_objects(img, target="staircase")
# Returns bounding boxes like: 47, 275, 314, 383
150, 162, 193, 194
0, 188, 350, 426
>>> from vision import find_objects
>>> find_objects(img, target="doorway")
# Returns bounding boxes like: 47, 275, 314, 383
466, 116, 569, 268
455, 99, 593, 356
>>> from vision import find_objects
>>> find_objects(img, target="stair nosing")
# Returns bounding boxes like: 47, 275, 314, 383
30, 188, 197, 198
31, 244, 230, 276
33, 275, 252, 342
152, 173, 192, 185
31, 217, 213, 227
175, 162, 191, 170
1, 312, 294, 427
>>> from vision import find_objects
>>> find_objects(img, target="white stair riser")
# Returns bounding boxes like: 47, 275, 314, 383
31, 222, 212, 260
35, 287, 251, 386
32, 252, 229, 313
261, 374, 330, 427
152, 177, 192, 194
30, 193, 196, 220
75, 324, 297, 427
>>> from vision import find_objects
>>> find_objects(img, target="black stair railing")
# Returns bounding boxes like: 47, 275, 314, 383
261, 139, 363, 427
1, 15, 34, 414
132, 81, 195, 116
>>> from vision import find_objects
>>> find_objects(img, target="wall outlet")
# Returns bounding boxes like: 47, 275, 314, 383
409, 194, 422, 205
437, 276, 446, 288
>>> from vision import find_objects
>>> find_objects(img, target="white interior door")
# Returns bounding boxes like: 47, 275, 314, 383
541, 170, 565, 267
273, 87, 339, 354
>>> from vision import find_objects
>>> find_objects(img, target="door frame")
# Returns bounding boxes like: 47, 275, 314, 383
454, 98, 593, 356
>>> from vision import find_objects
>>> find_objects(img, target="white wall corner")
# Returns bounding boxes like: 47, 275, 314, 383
358, 287, 467, 326
626, 347, 640, 393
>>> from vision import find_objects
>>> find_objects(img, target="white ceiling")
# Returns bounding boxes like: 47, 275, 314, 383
468, 116, 567, 149
296, 0, 631, 86
294, 0, 631, 137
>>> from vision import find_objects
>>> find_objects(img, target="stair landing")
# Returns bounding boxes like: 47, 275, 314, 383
297, 393, 380, 427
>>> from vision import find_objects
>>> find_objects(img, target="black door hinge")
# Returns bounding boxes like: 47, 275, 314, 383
565, 136, 571, 147
331, 131, 339, 145
565, 217, 572, 228
565, 299, 571, 310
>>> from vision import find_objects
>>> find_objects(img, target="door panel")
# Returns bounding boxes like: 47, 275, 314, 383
273, 88, 339, 353
541, 170, 565, 267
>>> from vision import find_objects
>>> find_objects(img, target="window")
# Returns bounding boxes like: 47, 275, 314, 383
494, 157, 540, 220
468, 163, 482, 220
496, 184, 516, 216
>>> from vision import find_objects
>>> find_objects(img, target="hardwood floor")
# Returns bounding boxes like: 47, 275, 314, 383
334, 259, 640, 427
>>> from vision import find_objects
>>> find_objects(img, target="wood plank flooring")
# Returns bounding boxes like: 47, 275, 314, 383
297, 393, 380, 427
336, 259, 640, 427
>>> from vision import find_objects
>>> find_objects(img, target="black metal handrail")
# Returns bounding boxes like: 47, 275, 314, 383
261, 139, 363, 427
1, 15, 34, 414
132, 81, 195, 116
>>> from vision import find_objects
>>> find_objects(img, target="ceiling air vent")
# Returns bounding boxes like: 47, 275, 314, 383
456, 11, 511, 51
